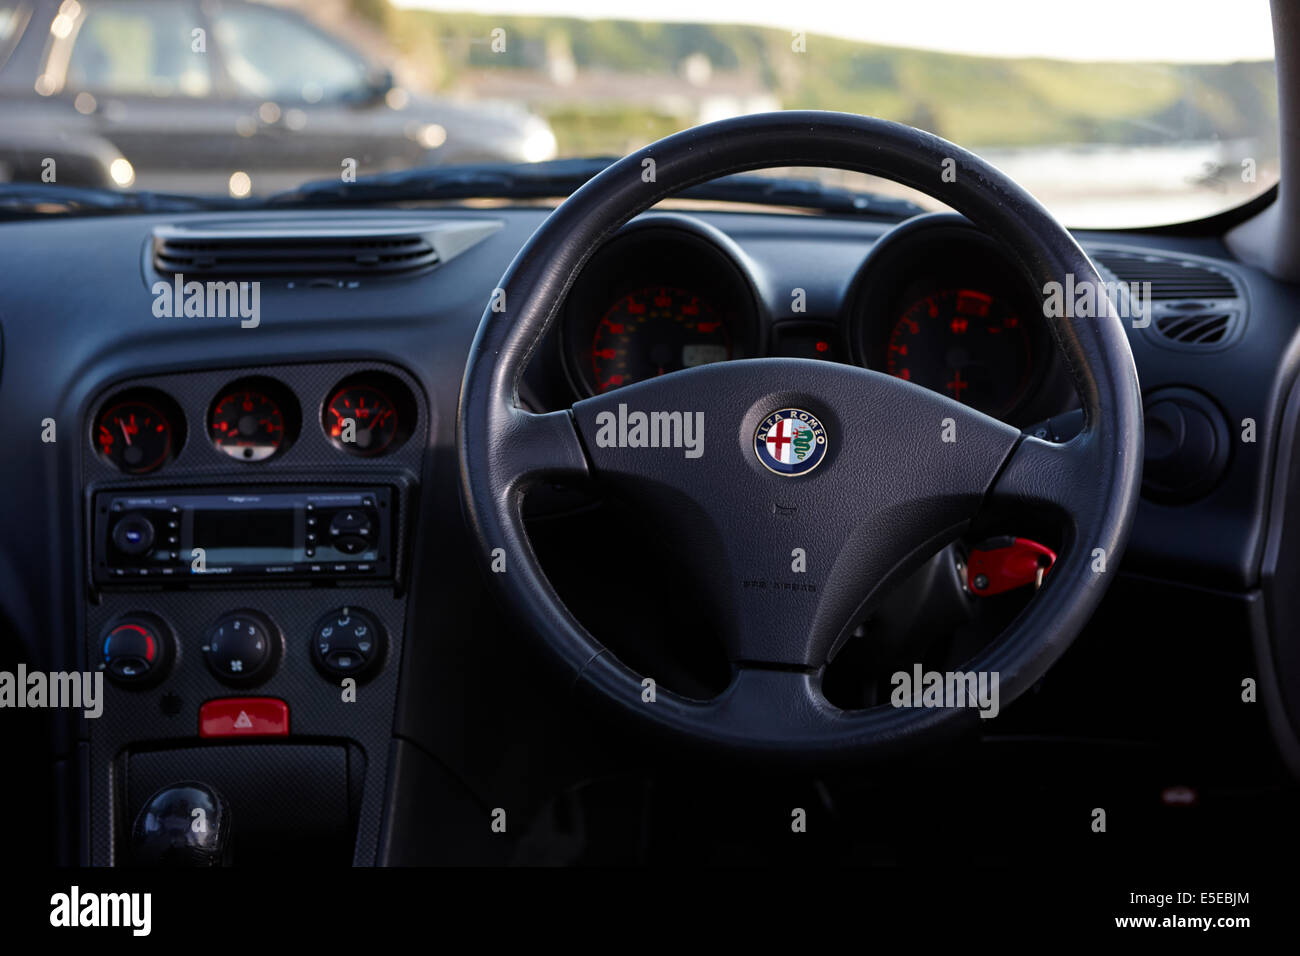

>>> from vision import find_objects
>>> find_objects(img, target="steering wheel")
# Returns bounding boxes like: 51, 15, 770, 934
458, 111, 1141, 759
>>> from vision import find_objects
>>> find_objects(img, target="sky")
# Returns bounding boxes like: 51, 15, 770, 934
391, 0, 1276, 63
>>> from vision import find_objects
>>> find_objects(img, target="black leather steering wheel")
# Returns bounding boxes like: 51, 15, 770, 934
458, 111, 1142, 759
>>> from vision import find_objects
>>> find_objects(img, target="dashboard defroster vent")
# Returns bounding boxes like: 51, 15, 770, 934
148, 215, 502, 281
154, 234, 437, 278
1092, 251, 1237, 300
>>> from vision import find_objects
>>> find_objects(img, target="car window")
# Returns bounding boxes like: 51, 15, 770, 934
213, 5, 367, 102
66, 1, 211, 97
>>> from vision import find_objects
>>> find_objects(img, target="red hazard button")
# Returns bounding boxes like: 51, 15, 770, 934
199, 697, 289, 738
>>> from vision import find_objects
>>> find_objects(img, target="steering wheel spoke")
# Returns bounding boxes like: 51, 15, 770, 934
695, 666, 836, 740
988, 425, 1120, 529
480, 407, 589, 493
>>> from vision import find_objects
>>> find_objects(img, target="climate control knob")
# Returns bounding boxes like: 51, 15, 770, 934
100, 614, 174, 687
202, 610, 279, 685
310, 607, 384, 681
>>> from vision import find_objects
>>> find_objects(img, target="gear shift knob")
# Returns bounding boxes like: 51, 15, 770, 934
131, 781, 232, 867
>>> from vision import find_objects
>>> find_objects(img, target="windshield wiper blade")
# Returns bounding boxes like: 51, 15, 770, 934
268, 158, 927, 219
0, 183, 245, 218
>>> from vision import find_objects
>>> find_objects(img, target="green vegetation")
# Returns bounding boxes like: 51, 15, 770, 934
372, 5, 1276, 153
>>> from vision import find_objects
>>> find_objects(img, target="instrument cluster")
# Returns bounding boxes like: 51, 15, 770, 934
560, 214, 1070, 427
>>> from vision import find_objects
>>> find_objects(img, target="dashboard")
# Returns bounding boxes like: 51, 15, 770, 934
2, 200, 1300, 868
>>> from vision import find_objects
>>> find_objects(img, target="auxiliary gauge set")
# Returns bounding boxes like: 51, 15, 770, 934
91, 371, 416, 475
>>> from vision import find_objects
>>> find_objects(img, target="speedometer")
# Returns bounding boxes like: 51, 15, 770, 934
590, 287, 731, 392
886, 288, 1032, 417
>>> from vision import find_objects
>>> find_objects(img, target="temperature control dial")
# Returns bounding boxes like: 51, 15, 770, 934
100, 614, 174, 687
202, 611, 280, 686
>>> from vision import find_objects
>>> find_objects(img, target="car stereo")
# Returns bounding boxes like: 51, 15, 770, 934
92, 486, 394, 584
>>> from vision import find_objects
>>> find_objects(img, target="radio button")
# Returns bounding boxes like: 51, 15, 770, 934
112, 515, 155, 556
328, 510, 373, 540
334, 535, 368, 554
202, 611, 279, 685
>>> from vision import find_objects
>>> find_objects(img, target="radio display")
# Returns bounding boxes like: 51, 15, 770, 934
193, 509, 296, 563
94, 486, 393, 585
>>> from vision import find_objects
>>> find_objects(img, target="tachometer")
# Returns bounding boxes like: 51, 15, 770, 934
590, 287, 730, 392
886, 288, 1031, 416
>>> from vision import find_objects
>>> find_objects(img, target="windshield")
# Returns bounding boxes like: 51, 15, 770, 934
0, 0, 1278, 227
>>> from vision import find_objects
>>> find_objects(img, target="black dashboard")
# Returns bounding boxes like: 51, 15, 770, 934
3, 201, 1300, 866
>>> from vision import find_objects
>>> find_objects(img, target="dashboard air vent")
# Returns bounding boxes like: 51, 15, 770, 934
148, 216, 501, 281
1153, 311, 1233, 346
1091, 251, 1237, 300
1090, 249, 1245, 350
154, 230, 436, 278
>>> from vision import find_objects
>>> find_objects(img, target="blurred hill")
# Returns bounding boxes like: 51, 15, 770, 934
356, 4, 1276, 156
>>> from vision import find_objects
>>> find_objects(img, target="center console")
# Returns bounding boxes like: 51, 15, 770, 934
79, 360, 426, 866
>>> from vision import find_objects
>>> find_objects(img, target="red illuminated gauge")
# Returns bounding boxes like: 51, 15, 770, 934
325, 385, 398, 455
886, 288, 1032, 417
95, 399, 174, 474
209, 388, 285, 461
591, 287, 730, 392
